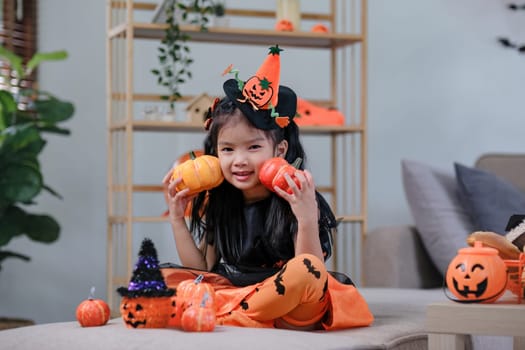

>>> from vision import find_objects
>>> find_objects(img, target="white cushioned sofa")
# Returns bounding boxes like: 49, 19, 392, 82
1, 153, 523, 350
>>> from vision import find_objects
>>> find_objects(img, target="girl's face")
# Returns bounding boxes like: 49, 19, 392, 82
217, 115, 287, 203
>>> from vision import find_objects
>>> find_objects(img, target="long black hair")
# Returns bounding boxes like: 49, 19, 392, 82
189, 97, 336, 265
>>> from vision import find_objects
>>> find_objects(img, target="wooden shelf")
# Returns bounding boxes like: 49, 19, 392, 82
109, 119, 364, 134
112, 184, 336, 194
109, 22, 363, 49
106, 0, 368, 311
109, 215, 365, 225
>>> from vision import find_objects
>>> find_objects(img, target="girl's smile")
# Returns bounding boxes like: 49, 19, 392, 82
232, 170, 254, 182
217, 115, 286, 202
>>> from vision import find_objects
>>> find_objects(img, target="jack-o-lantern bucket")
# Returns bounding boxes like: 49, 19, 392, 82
120, 296, 172, 328
446, 241, 508, 303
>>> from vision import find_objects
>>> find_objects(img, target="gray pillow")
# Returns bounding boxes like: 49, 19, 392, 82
401, 160, 476, 276
454, 163, 525, 234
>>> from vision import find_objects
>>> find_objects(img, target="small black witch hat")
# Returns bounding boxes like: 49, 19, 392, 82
117, 238, 175, 298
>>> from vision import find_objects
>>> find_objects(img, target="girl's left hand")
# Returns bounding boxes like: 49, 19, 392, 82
274, 170, 318, 225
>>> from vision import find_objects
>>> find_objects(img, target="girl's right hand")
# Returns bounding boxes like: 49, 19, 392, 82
162, 170, 195, 223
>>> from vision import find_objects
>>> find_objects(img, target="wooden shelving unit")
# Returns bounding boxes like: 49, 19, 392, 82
106, 0, 367, 313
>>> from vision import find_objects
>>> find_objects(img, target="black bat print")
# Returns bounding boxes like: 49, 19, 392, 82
303, 258, 321, 279
274, 265, 287, 295
319, 278, 328, 302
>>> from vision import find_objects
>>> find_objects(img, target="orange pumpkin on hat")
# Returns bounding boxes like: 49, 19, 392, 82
446, 241, 508, 303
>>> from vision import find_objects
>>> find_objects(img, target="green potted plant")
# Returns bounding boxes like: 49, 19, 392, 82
212, 1, 228, 27
0, 46, 74, 272
151, 0, 217, 109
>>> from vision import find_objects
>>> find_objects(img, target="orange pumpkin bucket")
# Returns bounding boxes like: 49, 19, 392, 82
445, 241, 508, 303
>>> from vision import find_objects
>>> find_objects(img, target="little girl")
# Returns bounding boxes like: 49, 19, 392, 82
162, 45, 373, 330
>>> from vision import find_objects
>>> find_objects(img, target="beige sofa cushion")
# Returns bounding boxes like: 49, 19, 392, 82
0, 288, 445, 350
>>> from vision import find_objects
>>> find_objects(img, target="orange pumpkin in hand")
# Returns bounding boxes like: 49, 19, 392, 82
171, 151, 223, 195
259, 157, 303, 194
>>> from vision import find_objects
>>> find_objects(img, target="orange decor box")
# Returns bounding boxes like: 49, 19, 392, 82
504, 252, 525, 303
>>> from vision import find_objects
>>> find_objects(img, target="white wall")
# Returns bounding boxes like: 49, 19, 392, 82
0, 0, 523, 324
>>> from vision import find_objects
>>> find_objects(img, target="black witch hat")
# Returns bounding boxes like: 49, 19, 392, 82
222, 45, 297, 130
117, 238, 175, 298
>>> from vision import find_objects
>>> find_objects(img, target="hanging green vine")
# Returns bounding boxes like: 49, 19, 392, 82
151, 0, 217, 108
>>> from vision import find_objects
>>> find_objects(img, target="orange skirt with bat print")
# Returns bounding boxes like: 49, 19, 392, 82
161, 253, 374, 330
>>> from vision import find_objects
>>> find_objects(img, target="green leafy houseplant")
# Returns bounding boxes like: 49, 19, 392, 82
151, 0, 220, 108
0, 46, 74, 271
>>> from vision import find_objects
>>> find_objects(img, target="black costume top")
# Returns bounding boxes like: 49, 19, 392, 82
211, 195, 335, 286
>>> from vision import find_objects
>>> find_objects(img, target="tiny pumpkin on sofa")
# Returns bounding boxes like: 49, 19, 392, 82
171, 151, 224, 195
76, 287, 110, 327
446, 241, 508, 303
168, 274, 216, 328
259, 157, 303, 194
181, 292, 216, 332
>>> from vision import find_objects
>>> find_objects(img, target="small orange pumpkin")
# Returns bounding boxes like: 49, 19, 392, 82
259, 157, 303, 194
446, 241, 508, 303
275, 19, 294, 32
76, 287, 110, 327
181, 292, 216, 332
311, 23, 329, 33
168, 274, 216, 328
171, 151, 223, 195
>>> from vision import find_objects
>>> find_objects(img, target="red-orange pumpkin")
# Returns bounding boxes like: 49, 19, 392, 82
181, 293, 216, 332
168, 274, 216, 328
446, 241, 508, 303
259, 157, 303, 194
76, 288, 111, 327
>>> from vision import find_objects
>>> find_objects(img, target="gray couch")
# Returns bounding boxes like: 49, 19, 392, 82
1, 154, 522, 350
363, 153, 525, 350
365, 153, 525, 290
